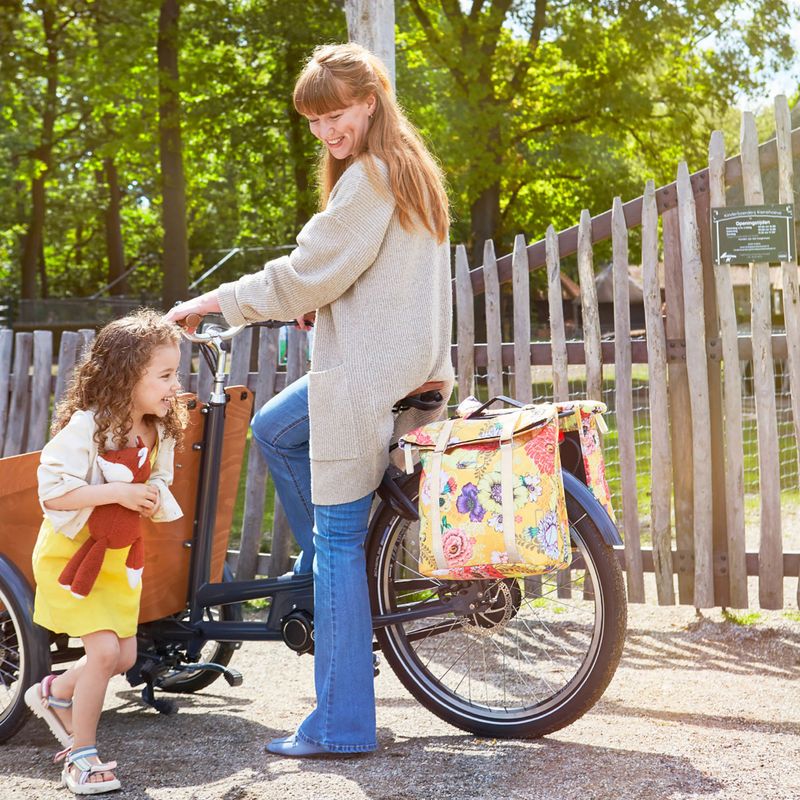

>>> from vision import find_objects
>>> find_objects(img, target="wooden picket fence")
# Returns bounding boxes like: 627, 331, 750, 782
1, 99, 799, 608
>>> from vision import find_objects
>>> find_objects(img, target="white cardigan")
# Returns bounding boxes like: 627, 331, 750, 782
37, 409, 183, 539
217, 157, 454, 505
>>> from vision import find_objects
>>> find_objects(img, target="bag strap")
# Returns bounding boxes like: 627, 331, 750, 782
430, 419, 456, 570
464, 395, 528, 419
499, 413, 522, 563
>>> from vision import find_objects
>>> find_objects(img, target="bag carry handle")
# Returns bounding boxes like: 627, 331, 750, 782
463, 395, 527, 419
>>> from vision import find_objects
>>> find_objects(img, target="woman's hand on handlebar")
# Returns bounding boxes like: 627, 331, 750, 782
295, 311, 316, 331
164, 291, 222, 329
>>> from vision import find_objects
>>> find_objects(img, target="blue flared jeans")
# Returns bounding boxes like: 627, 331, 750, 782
251, 375, 378, 753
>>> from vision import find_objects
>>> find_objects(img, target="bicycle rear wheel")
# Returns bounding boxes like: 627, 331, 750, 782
367, 471, 627, 738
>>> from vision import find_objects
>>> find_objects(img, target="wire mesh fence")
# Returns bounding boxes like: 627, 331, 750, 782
469, 339, 800, 551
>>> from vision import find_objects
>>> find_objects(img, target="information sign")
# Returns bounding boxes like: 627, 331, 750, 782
711, 204, 795, 265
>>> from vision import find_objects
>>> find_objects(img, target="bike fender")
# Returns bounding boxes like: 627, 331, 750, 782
561, 470, 624, 547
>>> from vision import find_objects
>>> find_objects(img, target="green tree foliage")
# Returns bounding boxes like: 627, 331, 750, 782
0, 0, 796, 310
397, 0, 799, 261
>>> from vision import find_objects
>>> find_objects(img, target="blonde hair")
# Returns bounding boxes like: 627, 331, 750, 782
53, 308, 188, 451
293, 42, 449, 242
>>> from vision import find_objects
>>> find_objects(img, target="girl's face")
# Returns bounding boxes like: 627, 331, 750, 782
131, 343, 182, 422
305, 96, 375, 160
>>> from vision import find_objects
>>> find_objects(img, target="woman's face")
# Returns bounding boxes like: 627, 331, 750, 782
305, 96, 375, 160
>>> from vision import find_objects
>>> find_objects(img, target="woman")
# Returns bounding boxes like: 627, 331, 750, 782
166, 42, 453, 757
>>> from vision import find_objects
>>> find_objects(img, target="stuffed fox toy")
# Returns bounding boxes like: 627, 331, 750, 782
58, 437, 151, 599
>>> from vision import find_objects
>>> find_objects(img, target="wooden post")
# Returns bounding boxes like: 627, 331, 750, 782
578, 210, 602, 402
641, 180, 674, 605
663, 207, 695, 603
237, 326, 280, 580
483, 239, 504, 399
740, 112, 783, 609
54, 331, 81, 408
612, 197, 644, 602
676, 161, 715, 608
455, 244, 475, 402
228, 327, 253, 388
3, 332, 33, 457
28, 330, 53, 452
0, 329, 13, 454
774, 96, 800, 608
775, 97, 800, 491
708, 130, 748, 608
546, 225, 568, 403
512, 234, 533, 404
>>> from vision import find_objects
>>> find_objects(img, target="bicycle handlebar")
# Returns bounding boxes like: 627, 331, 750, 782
176, 314, 307, 344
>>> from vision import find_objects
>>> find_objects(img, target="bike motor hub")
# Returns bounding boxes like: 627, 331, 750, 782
281, 609, 315, 655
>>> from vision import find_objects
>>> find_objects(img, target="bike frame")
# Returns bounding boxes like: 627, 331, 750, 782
141, 323, 484, 659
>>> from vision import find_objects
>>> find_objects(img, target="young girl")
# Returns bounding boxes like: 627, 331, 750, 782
25, 309, 186, 794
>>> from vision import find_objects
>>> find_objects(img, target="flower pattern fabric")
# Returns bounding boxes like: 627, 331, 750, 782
402, 405, 571, 580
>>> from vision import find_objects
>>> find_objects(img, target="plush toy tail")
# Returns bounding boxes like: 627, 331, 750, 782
64, 539, 107, 599
125, 537, 144, 589
57, 538, 95, 595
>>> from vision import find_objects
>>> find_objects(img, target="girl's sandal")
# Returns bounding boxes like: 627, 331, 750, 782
56, 746, 121, 795
23, 674, 73, 748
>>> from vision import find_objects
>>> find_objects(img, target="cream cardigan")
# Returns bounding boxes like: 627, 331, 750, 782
38, 409, 183, 539
217, 157, 454, 505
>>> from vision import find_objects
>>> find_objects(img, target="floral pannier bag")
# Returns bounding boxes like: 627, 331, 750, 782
399, 398, 572, 581
555, 400, 615, 523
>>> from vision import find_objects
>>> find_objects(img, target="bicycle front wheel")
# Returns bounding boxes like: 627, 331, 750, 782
367, 471, 627, 738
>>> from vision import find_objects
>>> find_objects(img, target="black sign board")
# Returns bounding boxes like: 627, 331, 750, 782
711, 204, 795, 265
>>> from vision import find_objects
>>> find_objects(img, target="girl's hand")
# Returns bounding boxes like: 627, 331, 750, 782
164, 291, 222, 328
114, 483, 160, 515
295, 311, 316, 331
140, 486, 161, 519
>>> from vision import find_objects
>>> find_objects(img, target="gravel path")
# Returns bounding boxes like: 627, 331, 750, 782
3, 601, 798, 800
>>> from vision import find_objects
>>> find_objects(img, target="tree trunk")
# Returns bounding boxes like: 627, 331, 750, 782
469, 180, 501, 266
21, 5, 58, 300
344, 0, 395, 87
158, 0, 189, 309
103, 158, 128, 295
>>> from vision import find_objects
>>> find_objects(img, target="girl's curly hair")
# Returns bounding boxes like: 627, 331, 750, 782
52, 308, 189, 451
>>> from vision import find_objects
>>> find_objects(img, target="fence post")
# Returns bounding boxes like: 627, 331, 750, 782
3, 332, 33, 457
641, 180, 675, 605
708, 130, 748, 608
676, 161, 715, 608
28, 330, 53, 452
740, 112, 784, 609
483, 239, 504, 399
455, 244, 475, 402
546, 225, 568, 403
577, 210, 602, 402
512, 234, 532, 403
774, 95, 800, 608
0, 330, 13, 454
662, 207, 695, 603
612, 197, 644, 602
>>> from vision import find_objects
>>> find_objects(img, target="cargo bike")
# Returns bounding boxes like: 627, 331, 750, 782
0, 318, 627, 745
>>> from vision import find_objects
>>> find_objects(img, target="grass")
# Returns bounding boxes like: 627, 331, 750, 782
721, 609, 762, 625
783, 610, 800, 623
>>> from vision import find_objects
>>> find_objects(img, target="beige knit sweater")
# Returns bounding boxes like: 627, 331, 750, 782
217, 157, 454, 505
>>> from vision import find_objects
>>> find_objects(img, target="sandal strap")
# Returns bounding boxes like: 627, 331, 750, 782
41, 674, 73, 709
65, 747, 117, 785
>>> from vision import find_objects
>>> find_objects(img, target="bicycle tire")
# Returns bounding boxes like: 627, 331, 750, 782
366, 470, 627, 738
0, 556, 51, 743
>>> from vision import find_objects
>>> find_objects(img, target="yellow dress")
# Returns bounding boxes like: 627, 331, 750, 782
32, 446, 157, 639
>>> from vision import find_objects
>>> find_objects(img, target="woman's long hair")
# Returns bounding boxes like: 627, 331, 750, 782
293, 42, 449, 243
52, 308, 188, 451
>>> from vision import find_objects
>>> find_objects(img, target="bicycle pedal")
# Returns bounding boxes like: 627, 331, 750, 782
223, 668, 243, 687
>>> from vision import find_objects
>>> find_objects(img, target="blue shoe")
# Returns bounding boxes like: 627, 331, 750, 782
265, 734, 360, 758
